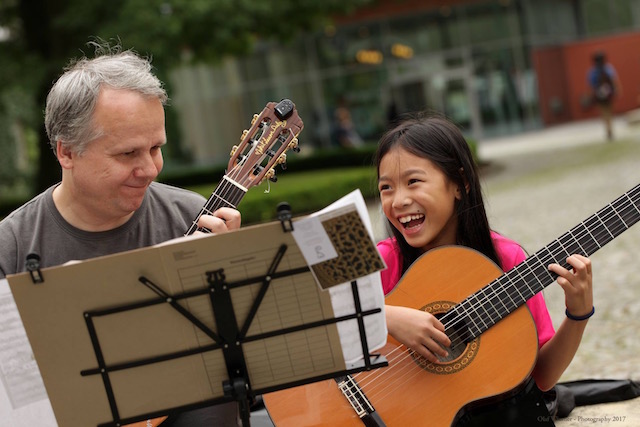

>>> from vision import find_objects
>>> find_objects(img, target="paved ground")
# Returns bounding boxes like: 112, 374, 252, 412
367, 115, 640, 426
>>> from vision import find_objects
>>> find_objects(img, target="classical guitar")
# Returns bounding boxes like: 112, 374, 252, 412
125, 98, 304, 427
264, 183, 640, 426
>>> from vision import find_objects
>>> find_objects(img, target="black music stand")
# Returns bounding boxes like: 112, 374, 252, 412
9, 200, 388, 427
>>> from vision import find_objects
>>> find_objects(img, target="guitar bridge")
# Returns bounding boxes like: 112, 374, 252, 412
335, 375, 387, 426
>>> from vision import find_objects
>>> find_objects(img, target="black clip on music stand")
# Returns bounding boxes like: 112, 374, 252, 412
80, 203, 387, 427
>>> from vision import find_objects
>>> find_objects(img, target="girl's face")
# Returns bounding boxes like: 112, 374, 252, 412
378, 146, 461, 253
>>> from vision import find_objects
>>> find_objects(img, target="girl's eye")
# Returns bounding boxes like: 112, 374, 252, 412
408, 178, 420, 185
378, 184, 390, 192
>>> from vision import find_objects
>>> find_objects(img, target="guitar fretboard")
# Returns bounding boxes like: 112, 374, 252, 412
453, 183, 640, 338
185, 176, 247, 235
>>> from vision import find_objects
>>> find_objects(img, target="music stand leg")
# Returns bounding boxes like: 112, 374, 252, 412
224, 378, 251, 427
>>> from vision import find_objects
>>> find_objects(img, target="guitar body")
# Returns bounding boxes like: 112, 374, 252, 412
264, 246, 539, 426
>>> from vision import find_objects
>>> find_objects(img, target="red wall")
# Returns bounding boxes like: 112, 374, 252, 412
533, 31, 640, 125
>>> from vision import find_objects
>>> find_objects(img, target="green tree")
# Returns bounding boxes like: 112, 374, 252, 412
0, 0, 374, 193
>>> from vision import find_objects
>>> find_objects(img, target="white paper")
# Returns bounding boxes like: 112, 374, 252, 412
291, 216, 338, 265
0, 279, 57, 427
303, 190, 388, 364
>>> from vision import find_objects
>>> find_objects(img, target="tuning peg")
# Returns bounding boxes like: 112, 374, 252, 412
288, 137, 299, 152
240, 130, 249, 141
230, 145, 239, 156
262, 168, 277, 183
251, 113, 259, 125
277, 154, 287, 170
267, 168, 278, 183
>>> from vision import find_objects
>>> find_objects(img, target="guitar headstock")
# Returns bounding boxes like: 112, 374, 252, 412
226, 99, 303, 191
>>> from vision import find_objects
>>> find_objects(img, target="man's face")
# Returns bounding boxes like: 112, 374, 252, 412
61, 87, 166, 227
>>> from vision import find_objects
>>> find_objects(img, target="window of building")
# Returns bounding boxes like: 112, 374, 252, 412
583, 0, 639, 35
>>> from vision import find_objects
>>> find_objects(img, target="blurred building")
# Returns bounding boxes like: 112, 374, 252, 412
170, 0, 640, 165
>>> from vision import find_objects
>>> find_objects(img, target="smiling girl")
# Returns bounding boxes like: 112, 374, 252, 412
375, 114, 594, 426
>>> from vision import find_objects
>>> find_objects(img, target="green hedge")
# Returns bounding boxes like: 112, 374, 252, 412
157, 144, 380, 188
189, 166, 378, 225
159, 138, 477, 188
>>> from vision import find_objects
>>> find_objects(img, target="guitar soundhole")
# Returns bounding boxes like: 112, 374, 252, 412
409, 301, 480, 375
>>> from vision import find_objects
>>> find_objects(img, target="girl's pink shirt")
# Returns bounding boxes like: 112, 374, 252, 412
377, 232, 555, 348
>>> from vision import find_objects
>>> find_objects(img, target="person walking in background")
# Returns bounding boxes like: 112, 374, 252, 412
332, 97, 364, 148
587, 51, 620, 141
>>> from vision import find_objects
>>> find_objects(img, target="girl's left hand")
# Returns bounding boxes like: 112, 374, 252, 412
548, 254, 593, 318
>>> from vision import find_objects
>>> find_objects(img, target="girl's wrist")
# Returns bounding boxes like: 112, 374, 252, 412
565, 306, 595, 321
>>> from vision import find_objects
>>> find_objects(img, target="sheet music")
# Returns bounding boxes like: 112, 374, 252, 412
0, 278, 57, 426
292, 189, 387, 363
157, 243, 346, 391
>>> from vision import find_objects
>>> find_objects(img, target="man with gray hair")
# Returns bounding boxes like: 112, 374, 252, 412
0, 43, 241, 426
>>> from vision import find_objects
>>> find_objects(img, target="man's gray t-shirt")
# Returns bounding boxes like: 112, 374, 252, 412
0, 181, 240, 426
0, 182, 205, 277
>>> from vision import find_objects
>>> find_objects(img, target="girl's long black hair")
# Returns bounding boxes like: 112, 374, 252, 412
374, 113, 501, 275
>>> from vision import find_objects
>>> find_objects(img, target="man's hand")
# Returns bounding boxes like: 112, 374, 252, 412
196, 207, 241, 234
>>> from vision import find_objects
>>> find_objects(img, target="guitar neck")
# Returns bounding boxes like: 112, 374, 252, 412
185, 176, 247, 235
458, 183, 640, 338
182, 99, 303, 236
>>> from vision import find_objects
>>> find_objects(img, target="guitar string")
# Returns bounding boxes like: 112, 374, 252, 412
357, 340, 432, 390
350, 186, 640, 403
438, 186, 639, 348
457, 190, 639, 345
354, 345, 429, 403
348, 351, 406, 408
355, 345, 409, 386
189, 120, 300, 234
188, 175, 238, 234
354, 344, 408, 384
188, 118, 270, 234
447, 202, 626, 350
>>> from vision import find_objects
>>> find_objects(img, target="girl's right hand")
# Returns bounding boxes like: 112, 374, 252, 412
385, 305, 451, 363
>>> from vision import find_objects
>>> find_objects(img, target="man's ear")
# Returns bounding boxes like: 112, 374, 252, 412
56, 141, 74, 169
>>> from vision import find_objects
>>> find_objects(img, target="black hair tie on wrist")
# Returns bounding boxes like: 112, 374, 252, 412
565, 306, 595, 321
